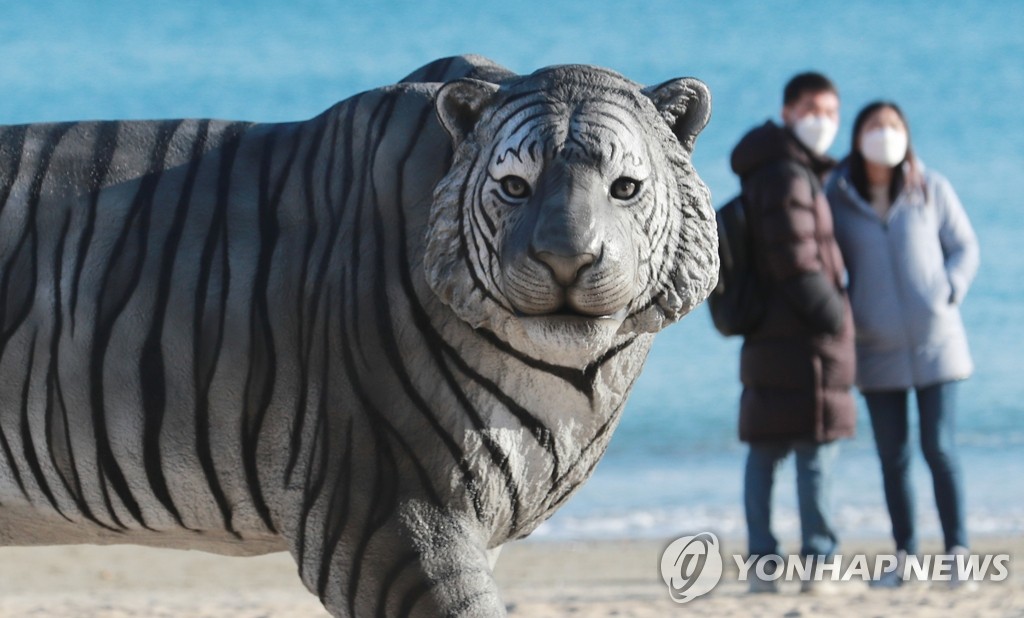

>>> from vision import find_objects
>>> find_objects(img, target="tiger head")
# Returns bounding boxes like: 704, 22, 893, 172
425, 66, 718, 367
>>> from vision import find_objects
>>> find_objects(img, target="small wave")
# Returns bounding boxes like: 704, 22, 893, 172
531, 503, 1024, 542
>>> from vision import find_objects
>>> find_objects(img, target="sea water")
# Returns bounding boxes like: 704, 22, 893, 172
2, 0, 1021, 544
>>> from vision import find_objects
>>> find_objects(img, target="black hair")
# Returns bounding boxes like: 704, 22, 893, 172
783, 72, 838, 106
848, 100, 921, 203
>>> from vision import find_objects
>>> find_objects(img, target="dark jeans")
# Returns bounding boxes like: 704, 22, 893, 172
744, 440, 839, 559
864, 381, 968, 554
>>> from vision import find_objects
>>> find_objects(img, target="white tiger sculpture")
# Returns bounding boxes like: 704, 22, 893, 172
0, 55, 717, 616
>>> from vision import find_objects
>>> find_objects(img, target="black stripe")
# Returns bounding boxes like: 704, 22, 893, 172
349, 96, 392, 367
9, 124, 77, 520
240, 125, 305, 534
310, 276, 443, 593
284, 113, 332, 483
19, 332, 71, 521
626, 296, 658, 322
358, 95, 485, 514
48, 363, 118, 530
376, 550, 420, 616
42, 208, 117, 530
475, 325, 640, 406
455, 167, 510, 310
0, 213, 39, 349
394, 573, 433, 618
499, 109, 554, 149
314, 415, 354, 601
69, 122, 120, 334
287, 101, 357, 483
440, 342, 560, 483
0, 417, 27, 499
288, 100, 353, 486
239, 128, 282, 533
541, 415, 618, 519
1, 124, 73, 353
90, 120, 182, 530
469, 113, 558, 294
44, 212, 74, 487
388, 106, 519, 528
565, 105, 641, 141
0, 125, 30, 345
371, 208, 493, 521
424, 57, 455, 82
192, 122, 250, 537
563, 131, 594, 162
541, 367, 640, 517
472, 224, 505, 298
336, 98, 450, 508
407, 95, 637, 511
378, 552, 421, 613
295, 328, 334, 581
319, 104, 448, 604
475, 193, 499, 237
139, 120, 211, 530
471, 194, 499, 249
343, 414, 401, 614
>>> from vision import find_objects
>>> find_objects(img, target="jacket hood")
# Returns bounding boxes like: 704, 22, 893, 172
730, 121, 835, 179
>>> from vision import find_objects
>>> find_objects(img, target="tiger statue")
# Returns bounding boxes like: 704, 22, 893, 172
0, 55, 717, 616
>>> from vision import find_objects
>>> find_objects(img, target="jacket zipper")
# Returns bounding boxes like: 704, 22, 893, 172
844, 179, 914, 355
882, 193, 915, 369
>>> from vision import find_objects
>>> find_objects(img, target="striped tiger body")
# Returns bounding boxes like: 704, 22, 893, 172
0, 55, 717, 616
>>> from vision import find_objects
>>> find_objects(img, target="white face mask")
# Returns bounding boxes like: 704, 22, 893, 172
791, 114, 839, 155
860, 127, 908, 167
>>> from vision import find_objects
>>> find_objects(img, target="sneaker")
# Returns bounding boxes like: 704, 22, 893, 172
870, 550, 908, 589
746, 554, 781, 594
801, 578, 840, 595
945, 546, 980, 592
748, 574, 779, 594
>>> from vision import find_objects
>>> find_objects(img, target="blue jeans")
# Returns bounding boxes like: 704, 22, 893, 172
744, 440, 839, 558
864, 381, 967, 554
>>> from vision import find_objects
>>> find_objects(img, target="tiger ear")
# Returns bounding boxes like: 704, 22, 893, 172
435, 78, 501, 145
643, 77, 712, 152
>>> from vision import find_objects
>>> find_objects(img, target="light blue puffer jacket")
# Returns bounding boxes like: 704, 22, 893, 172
826, 162, 979, 391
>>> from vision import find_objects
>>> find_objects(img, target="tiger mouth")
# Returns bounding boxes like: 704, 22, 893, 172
516, 306, 628, 322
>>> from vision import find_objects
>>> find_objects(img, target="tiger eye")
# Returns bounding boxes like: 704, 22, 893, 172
500, 175, 530, 199
611, 177, 641, 200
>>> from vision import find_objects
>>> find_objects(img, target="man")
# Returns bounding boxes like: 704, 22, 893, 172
729, 72, 856, 593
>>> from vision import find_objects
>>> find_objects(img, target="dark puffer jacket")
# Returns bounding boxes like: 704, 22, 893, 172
730, 121, 856, 443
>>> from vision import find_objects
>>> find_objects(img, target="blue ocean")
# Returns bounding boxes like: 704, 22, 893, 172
3, 0, 1021, 545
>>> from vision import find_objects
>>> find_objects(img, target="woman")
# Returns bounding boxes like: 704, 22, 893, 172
826, 102, 979, 586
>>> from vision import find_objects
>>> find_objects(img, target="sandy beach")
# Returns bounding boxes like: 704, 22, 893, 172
0, 535, 1020, 617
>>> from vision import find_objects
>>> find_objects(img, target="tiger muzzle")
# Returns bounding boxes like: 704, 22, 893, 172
531, 247, 598, 288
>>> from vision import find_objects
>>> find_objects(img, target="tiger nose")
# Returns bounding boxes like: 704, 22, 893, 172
533, 249, 597, 287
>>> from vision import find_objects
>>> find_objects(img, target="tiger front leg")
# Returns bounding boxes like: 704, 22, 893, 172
286, 499, 507, 617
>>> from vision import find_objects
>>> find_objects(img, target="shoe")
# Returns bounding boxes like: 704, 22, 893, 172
746, 554, 781, 594
944, 546, 980, 592
748, 575, 779, 594
870, 550, 908, 589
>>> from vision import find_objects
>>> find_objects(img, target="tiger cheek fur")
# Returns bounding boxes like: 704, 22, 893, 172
0, 55, 717, 617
